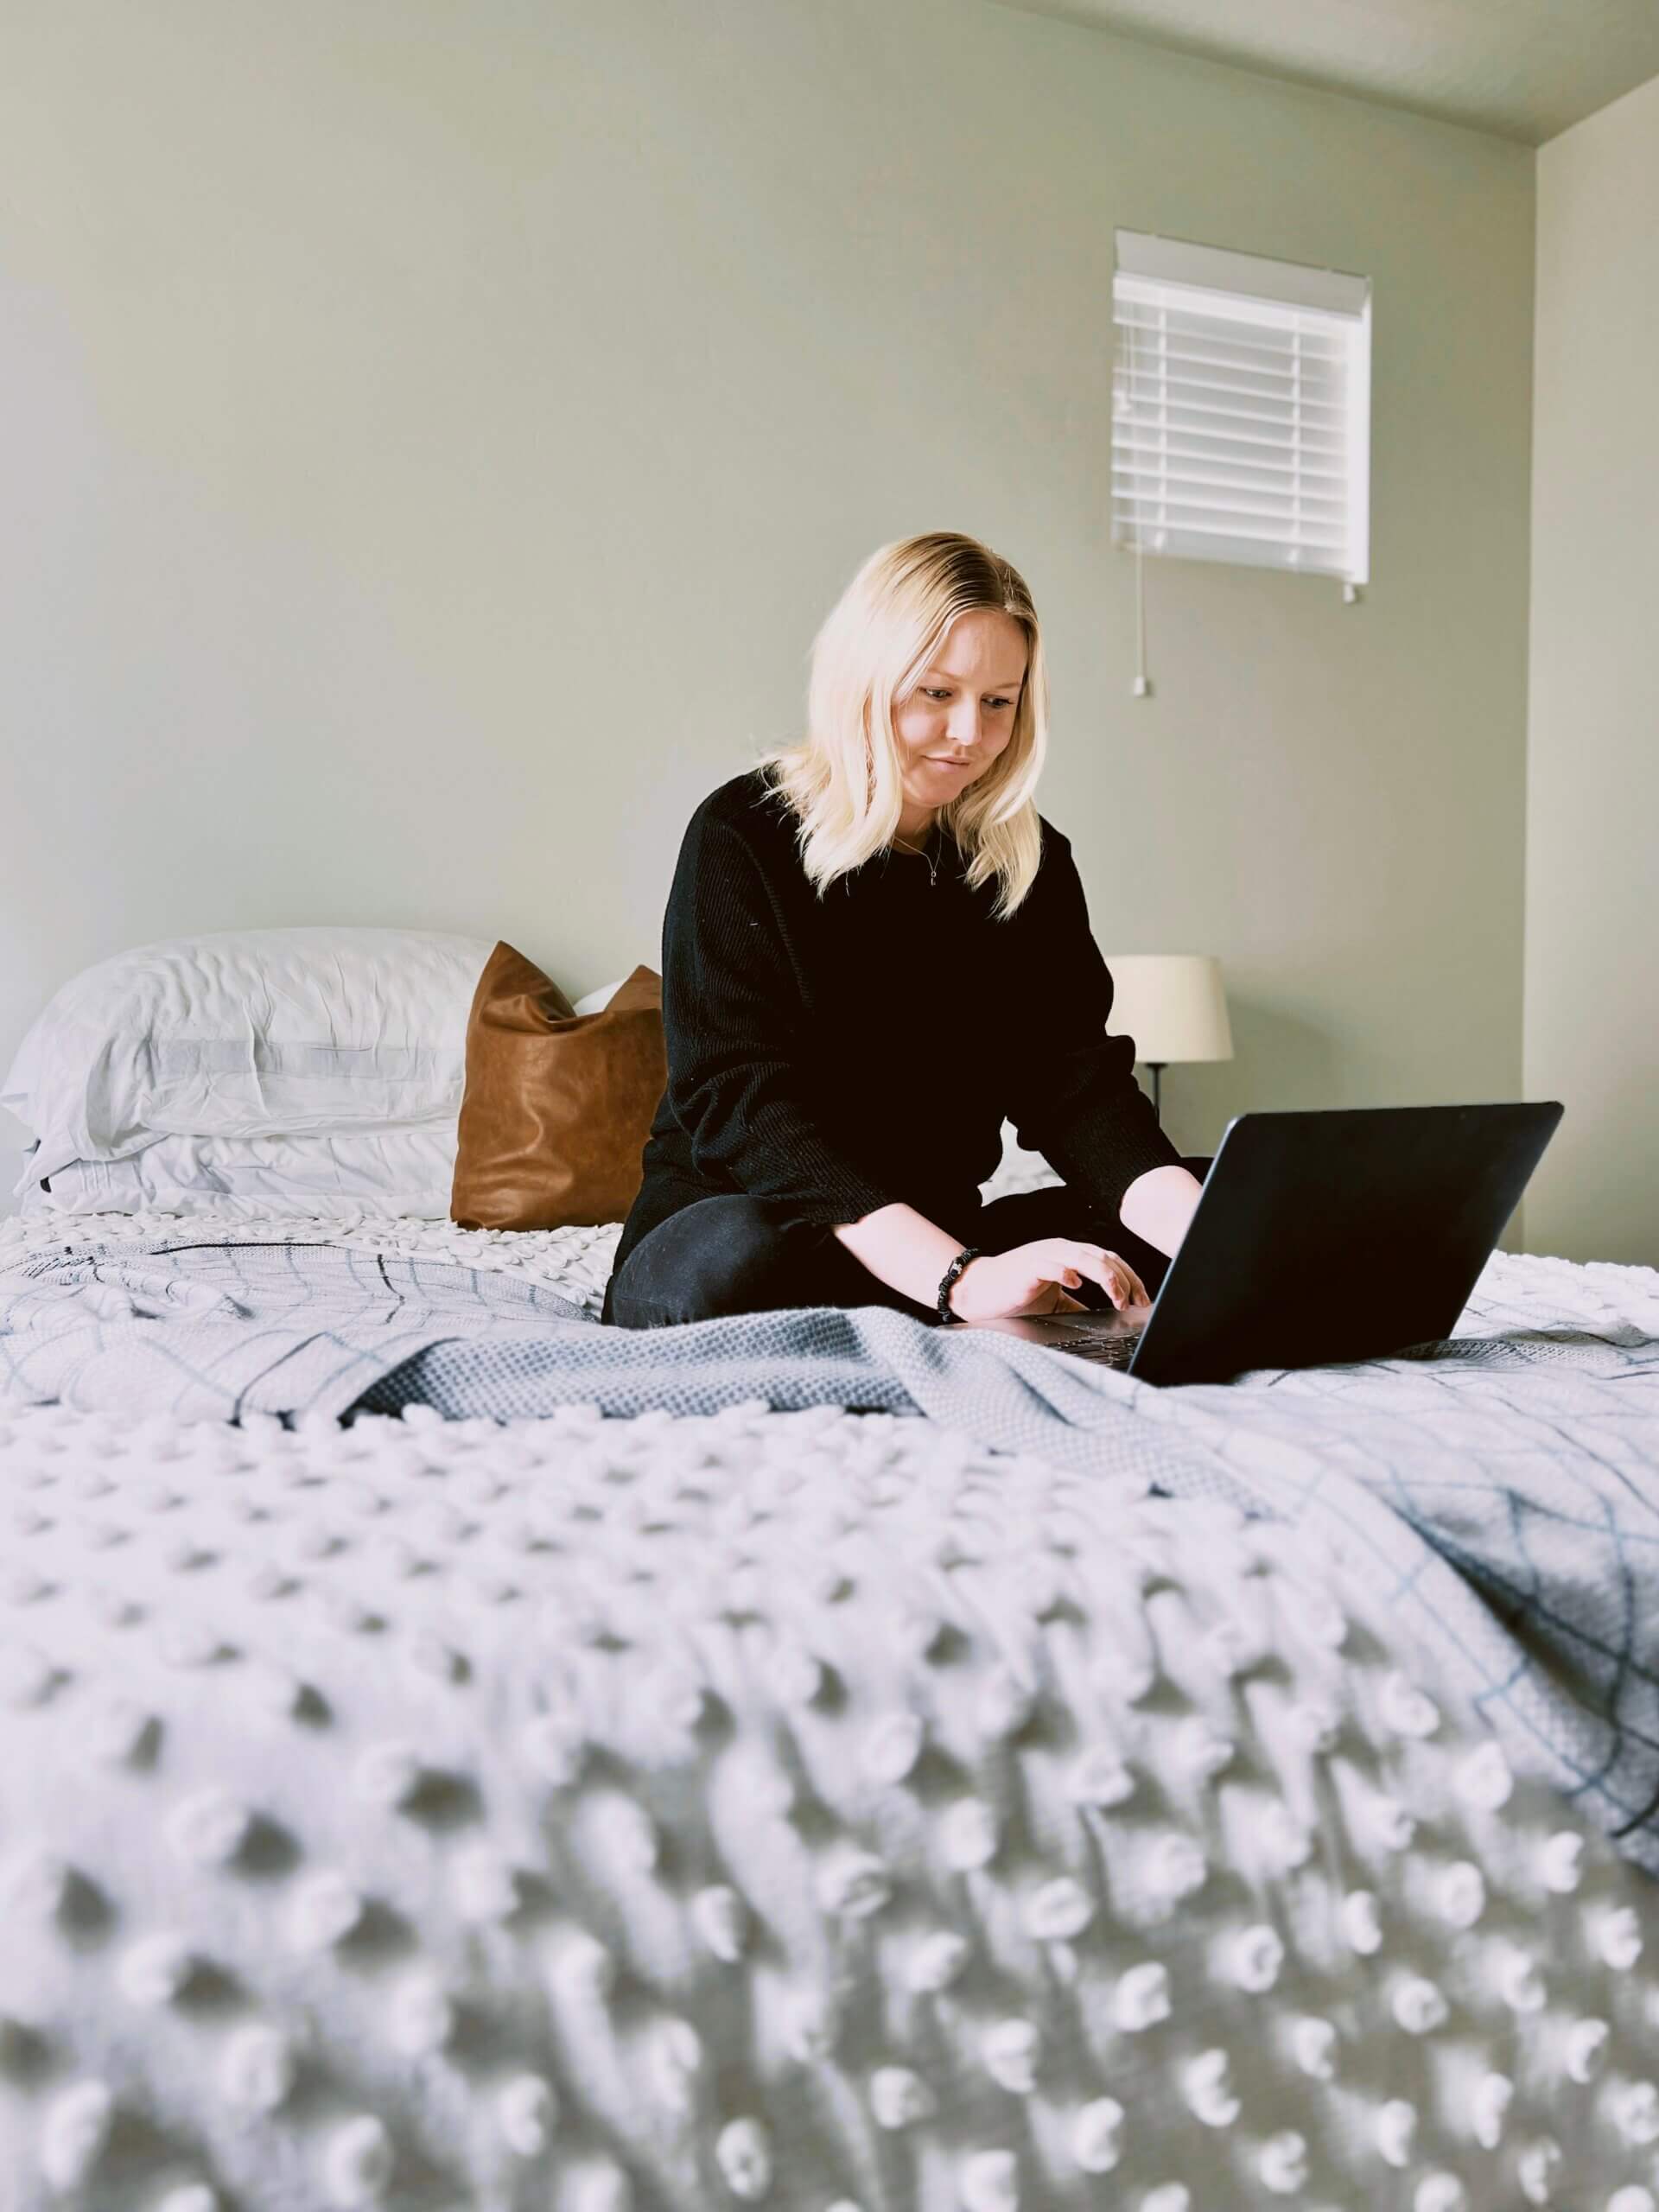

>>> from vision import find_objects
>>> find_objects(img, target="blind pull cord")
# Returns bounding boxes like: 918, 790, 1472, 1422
1132, 526, 1152, 698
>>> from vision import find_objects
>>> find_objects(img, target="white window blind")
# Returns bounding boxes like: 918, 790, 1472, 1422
1112, 231, 1371, 586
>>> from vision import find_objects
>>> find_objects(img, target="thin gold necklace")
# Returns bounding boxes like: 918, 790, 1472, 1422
892, 827, 940, 885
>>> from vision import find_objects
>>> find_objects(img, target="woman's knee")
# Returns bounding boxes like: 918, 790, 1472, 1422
607, 1195, 826, 1327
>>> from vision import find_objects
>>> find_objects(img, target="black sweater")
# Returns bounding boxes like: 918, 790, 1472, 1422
614, 767, 1182, 1268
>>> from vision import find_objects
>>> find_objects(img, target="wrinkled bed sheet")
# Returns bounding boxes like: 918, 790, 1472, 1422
0, 1209, 1657, 2210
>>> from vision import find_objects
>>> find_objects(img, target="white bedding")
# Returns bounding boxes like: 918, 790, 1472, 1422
2, 929, 492, 1196
1, 1206, 1656, 2211
19, 1125, 463, 1220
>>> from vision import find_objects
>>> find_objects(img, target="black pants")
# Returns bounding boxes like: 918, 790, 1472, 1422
601, 1160, 1213, 1329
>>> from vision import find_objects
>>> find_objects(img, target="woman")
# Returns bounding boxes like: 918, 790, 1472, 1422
601, 531, 1209, 1332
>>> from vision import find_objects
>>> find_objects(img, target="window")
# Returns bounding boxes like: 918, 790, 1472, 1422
1112, 230, 1371, 586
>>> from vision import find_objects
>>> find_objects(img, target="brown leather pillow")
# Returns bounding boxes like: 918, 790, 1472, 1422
450, 944, 666, 1230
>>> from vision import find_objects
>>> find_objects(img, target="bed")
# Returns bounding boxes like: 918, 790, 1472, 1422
6, 925, 1659, 2212
4, 1191, 1659, 2212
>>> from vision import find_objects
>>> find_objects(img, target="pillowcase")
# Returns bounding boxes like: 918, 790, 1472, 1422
2, 927, 494, 1192
982, 1122, 1063, 1199
573, 978, 627, 1017
450, 944, 666, 1230
22, 1125, 461, 1221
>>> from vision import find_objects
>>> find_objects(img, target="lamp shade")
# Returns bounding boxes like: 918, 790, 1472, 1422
1102, 954, 1233, 1065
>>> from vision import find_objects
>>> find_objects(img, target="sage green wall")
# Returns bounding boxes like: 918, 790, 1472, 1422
0, 0, 1535, 1209
1523, 69, 1659, 1267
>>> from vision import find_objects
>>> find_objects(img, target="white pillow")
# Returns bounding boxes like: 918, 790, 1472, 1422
21, 1124, 461, 1220
573, 977, 628, 1016
2, 927, 493, 1191
981, 1122, 1062, 1200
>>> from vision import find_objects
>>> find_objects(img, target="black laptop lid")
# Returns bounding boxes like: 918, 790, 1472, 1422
1130, 1102, 1563, 1388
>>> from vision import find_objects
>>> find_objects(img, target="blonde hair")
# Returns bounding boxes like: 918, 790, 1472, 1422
754, 531, 1048, 919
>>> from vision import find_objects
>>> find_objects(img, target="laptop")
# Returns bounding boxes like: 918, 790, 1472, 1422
963, 1102, 1563, 1387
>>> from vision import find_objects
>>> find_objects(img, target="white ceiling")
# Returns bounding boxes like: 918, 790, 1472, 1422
994, 0, 1659, 143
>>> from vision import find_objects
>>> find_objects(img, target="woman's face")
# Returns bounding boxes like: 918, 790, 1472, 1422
891, 607, 1028, 830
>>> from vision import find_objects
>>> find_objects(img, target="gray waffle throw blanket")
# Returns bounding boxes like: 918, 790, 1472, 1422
5, 1236, 1659, 1872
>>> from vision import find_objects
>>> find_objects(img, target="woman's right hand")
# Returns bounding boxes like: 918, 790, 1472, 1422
948, 1239, 1150, 1322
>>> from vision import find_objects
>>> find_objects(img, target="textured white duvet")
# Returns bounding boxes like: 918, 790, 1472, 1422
2, 1208, 1657, 2212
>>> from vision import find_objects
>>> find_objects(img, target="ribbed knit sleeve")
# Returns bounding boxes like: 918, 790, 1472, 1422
1004, 828, 1185, 1218
658, 805, 906, 1227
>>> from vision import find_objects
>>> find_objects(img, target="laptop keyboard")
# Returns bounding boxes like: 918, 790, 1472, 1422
1057, 1331, 1143, 1369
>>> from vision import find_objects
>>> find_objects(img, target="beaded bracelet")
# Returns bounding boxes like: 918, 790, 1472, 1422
936, 1246, 982, 1325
